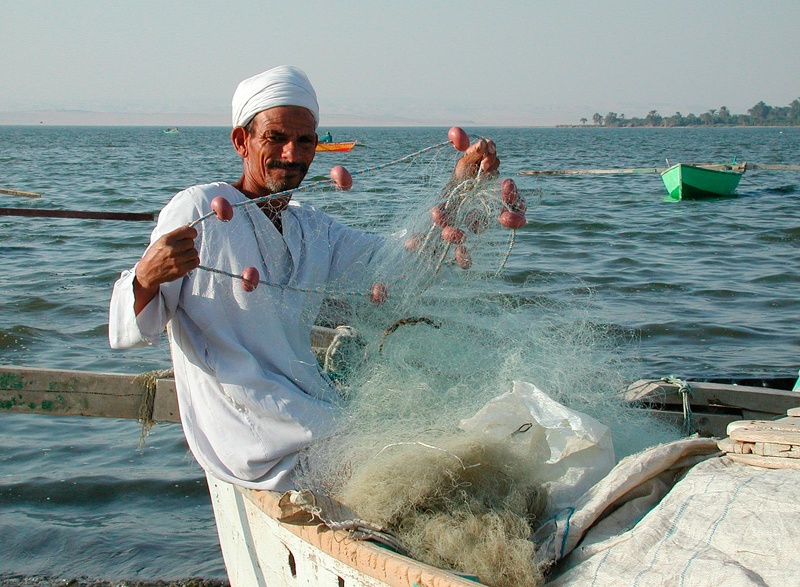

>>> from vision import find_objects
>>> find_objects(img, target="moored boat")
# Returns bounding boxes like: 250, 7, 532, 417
659, 162, 745, 200
316, 140, 357, 152
4, 351, 800, 586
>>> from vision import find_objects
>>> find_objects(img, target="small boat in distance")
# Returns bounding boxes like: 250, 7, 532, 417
316, 140, 357, 152
164, 127, 179, 134
660, 162, 745, 200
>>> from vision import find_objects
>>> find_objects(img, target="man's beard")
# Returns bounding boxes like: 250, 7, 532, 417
264, 160, 309, 193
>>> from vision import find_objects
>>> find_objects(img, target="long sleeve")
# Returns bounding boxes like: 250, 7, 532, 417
108, 265, 170, 348
108, 186, 203, 349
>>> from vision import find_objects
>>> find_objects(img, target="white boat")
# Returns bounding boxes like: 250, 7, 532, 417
4, 341, 800, 586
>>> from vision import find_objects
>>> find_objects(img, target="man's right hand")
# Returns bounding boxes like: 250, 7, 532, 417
133, 224, 199, 315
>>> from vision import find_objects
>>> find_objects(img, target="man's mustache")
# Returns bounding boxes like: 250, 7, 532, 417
266, 160, 308, 173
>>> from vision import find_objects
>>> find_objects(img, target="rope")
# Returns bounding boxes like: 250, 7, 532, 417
188, 138, 462, 228
323, 326, 358, 373
133, 368, 175, 447
496, 229, 517, 275
378, 317, 442, 353
197, 265, 371, 299
662, 375, 695, 435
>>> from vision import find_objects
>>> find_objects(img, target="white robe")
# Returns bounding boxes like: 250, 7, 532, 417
109, 182, 384, 490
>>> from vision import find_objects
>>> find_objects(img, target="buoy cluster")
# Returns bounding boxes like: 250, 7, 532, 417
403, 127, 528, 272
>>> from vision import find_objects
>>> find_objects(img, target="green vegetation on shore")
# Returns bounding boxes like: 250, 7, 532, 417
578, 98, 800, 127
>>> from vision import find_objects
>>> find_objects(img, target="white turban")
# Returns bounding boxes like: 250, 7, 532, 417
231, 65, 319, 128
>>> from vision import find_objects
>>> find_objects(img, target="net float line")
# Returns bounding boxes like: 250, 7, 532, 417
194, 127, 525, 294
190, 129, 481, 227
197, 265, 388, 305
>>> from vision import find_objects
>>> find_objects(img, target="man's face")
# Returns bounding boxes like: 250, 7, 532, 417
240, 106, 318, 194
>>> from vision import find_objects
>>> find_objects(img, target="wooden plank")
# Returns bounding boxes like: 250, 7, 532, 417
727, 419, 800, 435
0, 366, 178, 422
154, 378, 180, 422
729, 426, 800, 445
310, 325, 338, 349
624, 379, 800, 416
754, 442, 800, 458
726, 452, 800, 470
721, 437, 800, 458
0, 325, 332, 422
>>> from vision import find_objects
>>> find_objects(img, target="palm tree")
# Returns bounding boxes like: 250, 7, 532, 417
580, 118, 588, 125
645, 110, 662, 127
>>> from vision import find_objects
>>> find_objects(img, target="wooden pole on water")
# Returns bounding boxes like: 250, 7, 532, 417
0, 207, 156, 221
519, 167, 664, 176
520, 162, 800, 176
745, 163, 800, 171
0, 188, 41, 198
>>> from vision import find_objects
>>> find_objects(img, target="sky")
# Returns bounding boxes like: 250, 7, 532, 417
1, 0, 798, 127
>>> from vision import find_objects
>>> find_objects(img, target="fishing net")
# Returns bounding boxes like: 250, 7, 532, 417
190, 129, 679, 587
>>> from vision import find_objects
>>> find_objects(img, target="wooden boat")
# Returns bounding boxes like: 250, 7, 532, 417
4, 352, 800, 586
659, 162, 745, 200
316, 140, 357, 152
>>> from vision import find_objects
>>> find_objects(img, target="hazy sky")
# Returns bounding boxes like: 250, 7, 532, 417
2, 0, 798, 126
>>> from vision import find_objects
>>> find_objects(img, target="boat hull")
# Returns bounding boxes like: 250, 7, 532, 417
316, 141, 357, 152
660, 163, 744, 200
207, 475, 481, 587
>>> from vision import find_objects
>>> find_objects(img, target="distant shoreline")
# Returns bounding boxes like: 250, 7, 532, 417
555, 124, 798, 129
1, 123, 798, 130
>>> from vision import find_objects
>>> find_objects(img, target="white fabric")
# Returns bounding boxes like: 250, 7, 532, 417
231, 65, 319, 128
540, 439, 800, 587
109, 183, 384, 490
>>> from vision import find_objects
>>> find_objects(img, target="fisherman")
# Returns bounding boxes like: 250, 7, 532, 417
320, 130, 333, 143
108, 65, 499, 491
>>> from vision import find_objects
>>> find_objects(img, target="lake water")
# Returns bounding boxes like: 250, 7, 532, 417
1, 125, 798, 583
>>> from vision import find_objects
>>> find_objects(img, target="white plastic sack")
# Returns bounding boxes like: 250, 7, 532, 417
459, 380, 615, 513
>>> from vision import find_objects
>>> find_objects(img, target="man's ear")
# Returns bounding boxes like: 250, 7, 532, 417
231, 126, 247, 158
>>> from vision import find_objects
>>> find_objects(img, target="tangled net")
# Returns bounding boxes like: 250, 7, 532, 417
188, 127, 678, 587
334, 435, 549, 587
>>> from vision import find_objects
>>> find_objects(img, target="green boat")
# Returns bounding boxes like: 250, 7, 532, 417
660, 162, 745, 200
